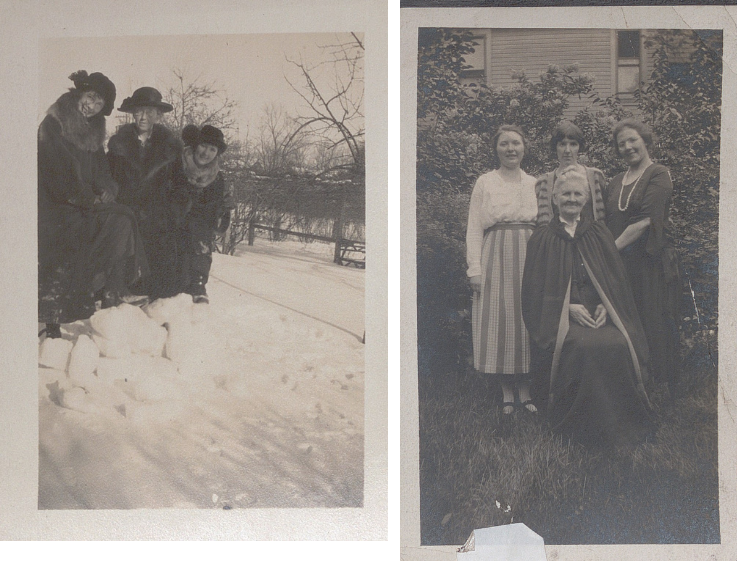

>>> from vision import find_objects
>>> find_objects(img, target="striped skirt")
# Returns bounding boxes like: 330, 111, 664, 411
472, 223, 533, 376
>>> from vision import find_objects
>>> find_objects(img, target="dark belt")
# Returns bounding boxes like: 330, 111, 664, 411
484, 222, 534, 237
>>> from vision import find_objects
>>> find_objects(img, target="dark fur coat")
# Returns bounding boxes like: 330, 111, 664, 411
38, 90, 147, 323
107, 123, 187, 299
107, 123, 186, 233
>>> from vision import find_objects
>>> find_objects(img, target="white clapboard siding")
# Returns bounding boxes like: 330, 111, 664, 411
487, 28, 614, 116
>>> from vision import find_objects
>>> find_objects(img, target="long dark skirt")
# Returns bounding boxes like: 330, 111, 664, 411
39, 203, 149, 324
550, 323, 654, 447
620, 247, 681, 387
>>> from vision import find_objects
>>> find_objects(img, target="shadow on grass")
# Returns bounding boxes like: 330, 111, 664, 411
418, 342, 719, 545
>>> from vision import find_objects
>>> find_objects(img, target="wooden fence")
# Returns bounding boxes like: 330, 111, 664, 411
246, 223, 365, 269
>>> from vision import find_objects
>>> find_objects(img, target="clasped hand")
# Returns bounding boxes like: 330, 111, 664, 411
569, 303, 607, 328
94, 189, 115, 205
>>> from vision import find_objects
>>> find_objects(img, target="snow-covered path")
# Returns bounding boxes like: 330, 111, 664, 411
38, 241, 365, 509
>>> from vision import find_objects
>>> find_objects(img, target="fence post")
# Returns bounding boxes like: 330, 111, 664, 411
332, 183, 347, 264
248, 220, 256, 246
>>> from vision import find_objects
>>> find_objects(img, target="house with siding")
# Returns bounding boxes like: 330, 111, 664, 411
458, 28, 662, 115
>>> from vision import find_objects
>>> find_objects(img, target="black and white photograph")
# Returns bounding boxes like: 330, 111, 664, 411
401, 6, 734, 559
36, 31, 366, 510
0, 0, 387, 549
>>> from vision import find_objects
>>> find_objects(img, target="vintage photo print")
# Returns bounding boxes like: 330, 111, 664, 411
37, 31, 367, 511
401, 6, 736, 560
0, 0, 387, 547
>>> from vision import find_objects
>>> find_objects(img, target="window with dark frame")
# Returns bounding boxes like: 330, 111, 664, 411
617, 30, 642, 94
459, 35, 487, 86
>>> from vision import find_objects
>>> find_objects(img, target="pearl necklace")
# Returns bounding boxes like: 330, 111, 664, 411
618, 164, 651, 212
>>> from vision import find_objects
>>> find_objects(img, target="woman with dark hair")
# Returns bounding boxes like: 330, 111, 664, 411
466, 125, 538, 414
172, 124, 234, 304
107, 87, 186, 300
535, 120, 607, 226
606, 118, 681, 389
38, 71, 149, 339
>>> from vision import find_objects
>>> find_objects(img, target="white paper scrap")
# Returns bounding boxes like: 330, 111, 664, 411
457, 523, 546, 561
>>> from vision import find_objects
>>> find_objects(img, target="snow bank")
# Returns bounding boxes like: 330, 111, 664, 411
38, 337, 73, 371
39, 293, 228, 417
39, 247, 365, 509
67, 334, 99, 387
90, 304, 167, 357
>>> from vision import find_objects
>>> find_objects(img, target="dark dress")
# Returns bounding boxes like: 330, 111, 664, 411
606, 164, 681, 387
38, 94, 148, 324
522, 217, 654, 446
107, 123, 188, 299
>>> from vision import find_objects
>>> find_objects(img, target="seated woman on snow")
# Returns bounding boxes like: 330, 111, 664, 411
38, 71, 149, 339
171, 124, 234, 304
521, 168, 654, 447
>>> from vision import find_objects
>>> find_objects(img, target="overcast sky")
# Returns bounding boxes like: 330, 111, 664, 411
39, 32, 362, 142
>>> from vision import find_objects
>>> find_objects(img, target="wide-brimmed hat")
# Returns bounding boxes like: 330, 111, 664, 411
182, 124, 228, 154
69, 70, 116, 116
118, 87, 174, 113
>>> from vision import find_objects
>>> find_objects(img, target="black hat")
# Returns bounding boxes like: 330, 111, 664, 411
182, 124, 228, 154
118, 86, 174, 113
69, 70, 116, 116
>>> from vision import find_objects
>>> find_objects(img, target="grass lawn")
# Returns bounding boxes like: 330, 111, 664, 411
418, 335, 719, 545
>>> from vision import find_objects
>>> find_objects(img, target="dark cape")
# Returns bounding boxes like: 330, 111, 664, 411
107, 123, 187, 299
38, 91, 148, 324
522, 217, 653, 445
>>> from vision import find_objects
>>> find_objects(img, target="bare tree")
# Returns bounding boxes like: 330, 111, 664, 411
253, 103, 309, 176
285, 33, 365, 176
161, 68, 238, 135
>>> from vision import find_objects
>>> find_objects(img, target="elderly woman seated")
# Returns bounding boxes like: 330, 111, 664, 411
521, 168, 654, 446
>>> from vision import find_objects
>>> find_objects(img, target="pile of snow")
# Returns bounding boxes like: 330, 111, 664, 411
38, 294, 217, 415
38, 248, 365, 509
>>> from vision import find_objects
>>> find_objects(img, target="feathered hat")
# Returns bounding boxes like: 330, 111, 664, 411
69, 70, 116, 116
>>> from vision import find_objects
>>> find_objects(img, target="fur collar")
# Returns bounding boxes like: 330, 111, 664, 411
181, 146, 220, 188
45, 91, 106, 152
108, 123, 181, 182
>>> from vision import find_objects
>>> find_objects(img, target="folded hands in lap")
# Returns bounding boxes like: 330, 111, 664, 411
569, 303, 607, 328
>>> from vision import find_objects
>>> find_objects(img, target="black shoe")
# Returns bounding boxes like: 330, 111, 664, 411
39, 323, 62, 339
188, 282, 208, 303
192, 294, 209, 304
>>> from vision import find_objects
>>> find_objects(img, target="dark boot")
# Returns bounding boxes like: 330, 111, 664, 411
39, 323, 62, 339
188, 280, 209, 304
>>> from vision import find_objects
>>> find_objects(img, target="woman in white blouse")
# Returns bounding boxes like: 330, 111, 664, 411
466, 125, 539, 415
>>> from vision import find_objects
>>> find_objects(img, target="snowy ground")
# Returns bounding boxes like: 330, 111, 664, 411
38, 239, 365, 509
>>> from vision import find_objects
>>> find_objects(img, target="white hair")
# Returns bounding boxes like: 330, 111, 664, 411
552, 166, 590, 205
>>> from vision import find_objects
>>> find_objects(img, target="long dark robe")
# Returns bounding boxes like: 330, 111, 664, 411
522, 217, 653, 445
38, 93, 148, 324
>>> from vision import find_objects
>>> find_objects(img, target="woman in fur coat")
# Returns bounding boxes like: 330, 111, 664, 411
107, 87, 188, 300
38, 71, 149, 339
172, 124, 234, 304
